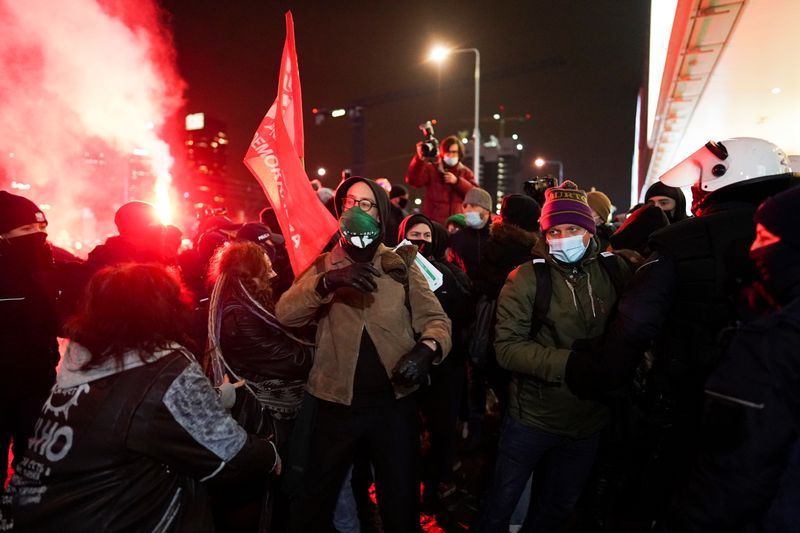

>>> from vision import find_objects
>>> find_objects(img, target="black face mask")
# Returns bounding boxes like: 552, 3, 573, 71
749, 243, 800, 304
1, 232, 53, 268
397, 197, 409, 210
407, 238, 428, 255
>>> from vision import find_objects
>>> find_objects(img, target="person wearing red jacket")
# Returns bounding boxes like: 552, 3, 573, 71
405, 135, 477, 224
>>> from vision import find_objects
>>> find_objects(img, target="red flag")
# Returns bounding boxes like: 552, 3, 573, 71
276, 11, 303, 159
244, 11, 338, 276
260, 12, 303, 159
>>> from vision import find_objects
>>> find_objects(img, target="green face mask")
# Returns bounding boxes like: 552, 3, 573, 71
339, 205, 380, 248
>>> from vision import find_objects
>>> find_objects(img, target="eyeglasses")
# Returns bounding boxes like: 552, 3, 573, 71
343, 196, 377, 211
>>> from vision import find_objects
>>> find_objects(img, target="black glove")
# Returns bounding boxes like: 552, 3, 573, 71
391, 341, 436, 386
316, 263, 381, 297
565, 336, 645, 400
571, 336, 603, 353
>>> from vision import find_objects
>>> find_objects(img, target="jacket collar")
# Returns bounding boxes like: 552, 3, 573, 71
490, 221, 538, 250
56, 340, 189, 389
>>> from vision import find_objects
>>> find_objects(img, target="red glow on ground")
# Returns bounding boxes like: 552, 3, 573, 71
367, 482, 446, 532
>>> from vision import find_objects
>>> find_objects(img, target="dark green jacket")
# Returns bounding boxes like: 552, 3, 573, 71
495, 238, 629, 438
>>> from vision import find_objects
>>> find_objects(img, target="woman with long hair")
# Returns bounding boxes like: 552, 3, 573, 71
9, 263, 279, 532
206, 241, 313, 531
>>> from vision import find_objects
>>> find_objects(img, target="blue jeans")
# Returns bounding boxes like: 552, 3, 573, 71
477, 416, 601, 532
333, 465, 359, 533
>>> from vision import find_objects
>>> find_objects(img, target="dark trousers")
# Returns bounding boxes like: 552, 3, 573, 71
1, 388, 50, 486
288, 396, 420, 533
477, 416, 601, 533
419, 356, 465, 498
467, 352, 511, 445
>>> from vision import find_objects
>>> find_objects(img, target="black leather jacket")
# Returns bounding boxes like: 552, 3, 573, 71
220, 294, 312, 383
10, 345, 276, 532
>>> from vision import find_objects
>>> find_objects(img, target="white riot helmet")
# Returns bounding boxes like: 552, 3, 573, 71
659, 137, 791, 193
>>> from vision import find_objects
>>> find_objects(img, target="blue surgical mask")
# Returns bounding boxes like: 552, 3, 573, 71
443, 156, 458, 167
464, 211, 484, 229
548, 234, 588, 263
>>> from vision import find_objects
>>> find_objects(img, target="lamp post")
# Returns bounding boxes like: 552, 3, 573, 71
429, 46, 481, 185
534, 157, 564, 183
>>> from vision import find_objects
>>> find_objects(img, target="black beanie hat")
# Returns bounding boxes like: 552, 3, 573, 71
608, 204, 669, 254
114, 201, 160, 236
0, 191, 47, 234
501, 194, 541, 232
754, 184, 800, 250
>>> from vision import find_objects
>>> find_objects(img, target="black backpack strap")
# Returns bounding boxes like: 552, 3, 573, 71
529, 258, 555, 340
598, 251, 626, 296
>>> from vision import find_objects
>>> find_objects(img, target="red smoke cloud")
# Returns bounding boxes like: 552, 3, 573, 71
0, 0, 186, 255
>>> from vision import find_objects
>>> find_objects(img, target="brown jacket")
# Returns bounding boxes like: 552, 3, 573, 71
275, 243, 452, 405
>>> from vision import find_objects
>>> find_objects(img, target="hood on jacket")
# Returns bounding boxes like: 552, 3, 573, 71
490, 220, 538, 250
56, 340, 188, 389
397, 212, 432, 243
428, 221, 450, 263
334, 177, 391, 240
396, 212, 452, 262
645, 181, 688, 223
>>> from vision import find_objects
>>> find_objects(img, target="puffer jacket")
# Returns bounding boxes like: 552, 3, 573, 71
275, 243, 452, 406
494, 238, 629, 438
405, 156, 477, 224
474, 220, 539, 299
9, 342, 276, 532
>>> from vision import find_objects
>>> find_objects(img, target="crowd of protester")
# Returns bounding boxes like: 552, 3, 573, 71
1, 135, 799, 533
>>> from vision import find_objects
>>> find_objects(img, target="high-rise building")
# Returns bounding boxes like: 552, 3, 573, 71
181, 112, 230, 219
464, 136, 524, 213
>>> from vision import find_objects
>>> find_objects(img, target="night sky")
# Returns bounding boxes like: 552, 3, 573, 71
162, 0, 648, 213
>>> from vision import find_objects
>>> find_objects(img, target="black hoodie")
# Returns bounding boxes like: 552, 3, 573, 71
396, 214, 472, 347
645, 181, 689, 223
334, 177, 390, 263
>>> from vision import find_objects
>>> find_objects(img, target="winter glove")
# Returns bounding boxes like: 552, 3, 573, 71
316, 263, 381, 297
391, 341, 436, 386
566, 335, 645, 400
571, 336, 603, 354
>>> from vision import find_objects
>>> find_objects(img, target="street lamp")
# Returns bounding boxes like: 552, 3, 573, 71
428, 45, 481, 185
534, 157, 564, 183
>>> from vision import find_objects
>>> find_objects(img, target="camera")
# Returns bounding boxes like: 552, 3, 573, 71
523, 175, 560, 207
418, 120, 439, 159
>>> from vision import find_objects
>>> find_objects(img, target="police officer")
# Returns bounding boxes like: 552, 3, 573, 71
565, 138, 800, 525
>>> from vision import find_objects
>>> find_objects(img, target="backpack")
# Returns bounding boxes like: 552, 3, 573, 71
528, 251, 626, 340
468, 252, 626, 367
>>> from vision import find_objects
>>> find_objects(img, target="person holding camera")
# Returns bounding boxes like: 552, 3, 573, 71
405, 134, 477, 224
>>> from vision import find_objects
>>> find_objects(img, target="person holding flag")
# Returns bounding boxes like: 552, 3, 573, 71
275, 177, 452, 532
